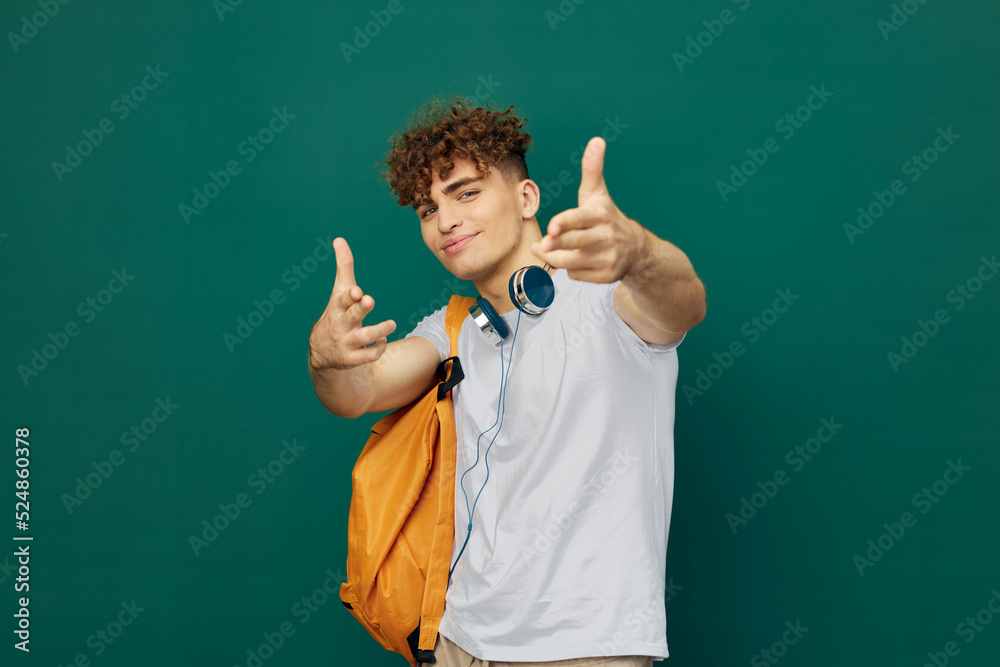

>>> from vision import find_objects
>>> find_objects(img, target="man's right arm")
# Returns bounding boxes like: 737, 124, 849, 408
309, 335, 440, 419
307, 237, 441, 419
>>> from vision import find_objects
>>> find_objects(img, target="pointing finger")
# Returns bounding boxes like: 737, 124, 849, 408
341, 335, 388, 367
547, 206, 600, 237
541, 228, 604, 253
532, 246, 597, 271
531, 240, 575, 268
350, 319, 397, 348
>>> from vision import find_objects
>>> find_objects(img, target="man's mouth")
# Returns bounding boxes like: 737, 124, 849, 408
442, 233, 478, 255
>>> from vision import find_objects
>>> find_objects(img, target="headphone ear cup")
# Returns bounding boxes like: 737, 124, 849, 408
509, 266, 555, 314
469, 296, 509, 345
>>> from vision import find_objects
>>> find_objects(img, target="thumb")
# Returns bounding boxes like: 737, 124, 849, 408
578, 136, 608, 204
333, 237, 357, 288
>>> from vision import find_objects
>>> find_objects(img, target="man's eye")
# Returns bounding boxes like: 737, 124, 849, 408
421, 191, 477, 218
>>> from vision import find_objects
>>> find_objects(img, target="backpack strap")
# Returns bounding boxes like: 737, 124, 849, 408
415, 294, 476, 663
445, 295, 476, 356
435, 296, 477, 401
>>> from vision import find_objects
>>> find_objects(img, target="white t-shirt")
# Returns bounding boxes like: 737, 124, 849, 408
405, 268, 684, 662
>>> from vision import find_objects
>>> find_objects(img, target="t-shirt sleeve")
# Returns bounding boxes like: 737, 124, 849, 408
404, 305, 449, 363
594, 281, 686, 353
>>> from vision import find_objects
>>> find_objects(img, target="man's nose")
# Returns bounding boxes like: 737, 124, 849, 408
437, 204, 463, 233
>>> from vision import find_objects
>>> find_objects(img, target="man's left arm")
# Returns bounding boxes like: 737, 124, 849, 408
531, 136, 706, 345
614, 227, 706, 345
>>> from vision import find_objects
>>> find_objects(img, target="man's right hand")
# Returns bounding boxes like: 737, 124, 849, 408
308, 237, 397, 371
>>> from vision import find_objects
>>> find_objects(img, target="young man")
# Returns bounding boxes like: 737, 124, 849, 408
308, 99, 706, 666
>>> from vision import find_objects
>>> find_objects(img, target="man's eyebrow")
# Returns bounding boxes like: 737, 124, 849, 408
413, 176, 484, 210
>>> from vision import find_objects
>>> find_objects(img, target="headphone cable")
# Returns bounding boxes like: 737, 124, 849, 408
449, 306, 524, 586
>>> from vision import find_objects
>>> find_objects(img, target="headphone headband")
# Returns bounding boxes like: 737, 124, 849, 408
469, 298, 508, 346
469, 264, 555, 344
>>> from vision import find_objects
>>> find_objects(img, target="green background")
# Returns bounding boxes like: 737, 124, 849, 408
2, 0, 998, 665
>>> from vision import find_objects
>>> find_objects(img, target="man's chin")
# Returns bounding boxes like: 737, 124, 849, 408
443, 265, 480, 283
439, 255, 488, 283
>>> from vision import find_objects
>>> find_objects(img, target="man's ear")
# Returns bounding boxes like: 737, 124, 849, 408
519, 179, 541, 220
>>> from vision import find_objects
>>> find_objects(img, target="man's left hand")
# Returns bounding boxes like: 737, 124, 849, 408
531, 136, 648, 283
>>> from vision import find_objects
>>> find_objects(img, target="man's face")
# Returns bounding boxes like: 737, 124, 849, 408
414, 158, 528, 282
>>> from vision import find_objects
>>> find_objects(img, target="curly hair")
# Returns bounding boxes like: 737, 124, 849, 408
378, 95, 534, 209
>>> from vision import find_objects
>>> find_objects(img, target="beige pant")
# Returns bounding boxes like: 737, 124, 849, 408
421, 632, 654, 667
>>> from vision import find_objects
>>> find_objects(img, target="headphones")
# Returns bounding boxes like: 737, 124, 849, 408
468, 264, 556, 345
448, 263, 555, 586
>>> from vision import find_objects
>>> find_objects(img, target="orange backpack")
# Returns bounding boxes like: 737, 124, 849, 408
340, 295, 475, 666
